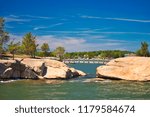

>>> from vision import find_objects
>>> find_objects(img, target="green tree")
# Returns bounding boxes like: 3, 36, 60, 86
136, 42, 149, 57
0, 18, 9, 58
8, 41, 20, 60
22, 32, 38, 57
99, 52, 107, 59
54, 46, 65, 61
41, 43, 49, 57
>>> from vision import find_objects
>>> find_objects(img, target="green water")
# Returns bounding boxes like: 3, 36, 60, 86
0, 63, 150, 100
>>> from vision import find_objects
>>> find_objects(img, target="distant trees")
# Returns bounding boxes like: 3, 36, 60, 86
136, 42, 149, 57
22, 32, 38, 58
64, 50, 129, 59
0, 18, 9, 58
41, 43, 49, 57
54, 46, 65, 61
8, 41, 20, 60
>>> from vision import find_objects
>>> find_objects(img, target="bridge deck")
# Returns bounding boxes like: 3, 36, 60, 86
63, 59, 109, 64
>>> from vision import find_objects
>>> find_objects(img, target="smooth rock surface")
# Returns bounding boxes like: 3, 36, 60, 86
44, 66, 69, 79
76, 70, 86, 76
21, 58, 46, 76
96, 57, 150, 81
0, 58, 86, 79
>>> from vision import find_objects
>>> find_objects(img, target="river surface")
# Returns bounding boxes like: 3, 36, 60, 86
0, 63, 150, 100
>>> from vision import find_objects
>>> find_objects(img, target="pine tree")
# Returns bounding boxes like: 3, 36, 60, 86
22, 32, 38, 57
0, 17, 9, 58
41, 43, 49, 56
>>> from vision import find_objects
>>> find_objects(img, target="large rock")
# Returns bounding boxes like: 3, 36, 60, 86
76, 70, 86, 76
41, 59, 86, 79
44, 66, 70, 79
0, 60, 38, 79
0, 58, 86, 80
96, 57, 150, 81
42, 59, 67, 68
0, 60, 14, 77
21, 68, 39, 79
21, 58, 46, 76
0, 60, 21, 79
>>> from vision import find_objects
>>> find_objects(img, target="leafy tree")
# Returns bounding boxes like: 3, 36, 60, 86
0, 17, 9, 58
141, 42, 149, 56
54, 46, 65, 61
8, 41, 20, 60
136, 49, 142, 56
99, 52, 107, 59
22, 32, 38, 57
136, 42, 149, 57
41, 43, 49, 56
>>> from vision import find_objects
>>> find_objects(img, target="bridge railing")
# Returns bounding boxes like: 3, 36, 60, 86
63, 59, 110, 64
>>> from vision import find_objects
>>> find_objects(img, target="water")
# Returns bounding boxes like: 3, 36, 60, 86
0, 63, 150, 100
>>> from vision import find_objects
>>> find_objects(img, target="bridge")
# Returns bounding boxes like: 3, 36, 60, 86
63, 59, 110, 64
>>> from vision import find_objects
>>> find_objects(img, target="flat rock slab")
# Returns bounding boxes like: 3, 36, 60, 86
96, 57, 150, 81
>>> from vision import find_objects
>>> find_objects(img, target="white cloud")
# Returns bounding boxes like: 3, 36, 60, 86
35, 35, 126, 52
9, 34, 139, 52
33, 26, 47, 30
49, 23, 64, 28
44, 30, 150, 35
105, 17, 150, 23
4, 14, 53, 23
33, 23, 64, 30
20, 15, 52, 19
81, 15, 150, 23
5, 17, 31, 23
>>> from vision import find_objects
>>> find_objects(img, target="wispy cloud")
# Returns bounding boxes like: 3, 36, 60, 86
9, 34, 136, 52
4, 17, 31, 22
4, 14, 53, 23
45, 30, 150, 35
33, 26, 48, 30
49, 23, 64, 28
105, 18, 150, 23
81, 15, 150, 23
33, 23, 64, 30
20, 15, 52, 19
36, 35, 124, 52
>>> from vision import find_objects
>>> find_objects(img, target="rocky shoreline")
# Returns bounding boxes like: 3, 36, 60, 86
1, 57, 149, 82
0, 58, 86, 80
96, 57, 150, 81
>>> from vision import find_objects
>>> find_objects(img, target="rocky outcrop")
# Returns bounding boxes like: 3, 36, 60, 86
76, 70, 86, 76
0, 60, 38, 79
96, 57, 150, 81
21, 59, 46, 76
0, 58, 86, 80
43, 66, 70, 79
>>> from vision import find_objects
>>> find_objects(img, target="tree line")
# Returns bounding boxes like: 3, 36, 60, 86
64, 42, 150, 59
0, 17, 65, 60
64, 50, 132, 59
0, 17, 150, 60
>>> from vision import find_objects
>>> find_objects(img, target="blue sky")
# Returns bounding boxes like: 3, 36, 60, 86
1, 0, 150, 52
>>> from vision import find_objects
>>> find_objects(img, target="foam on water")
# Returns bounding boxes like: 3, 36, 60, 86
0, 80, 15, 83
